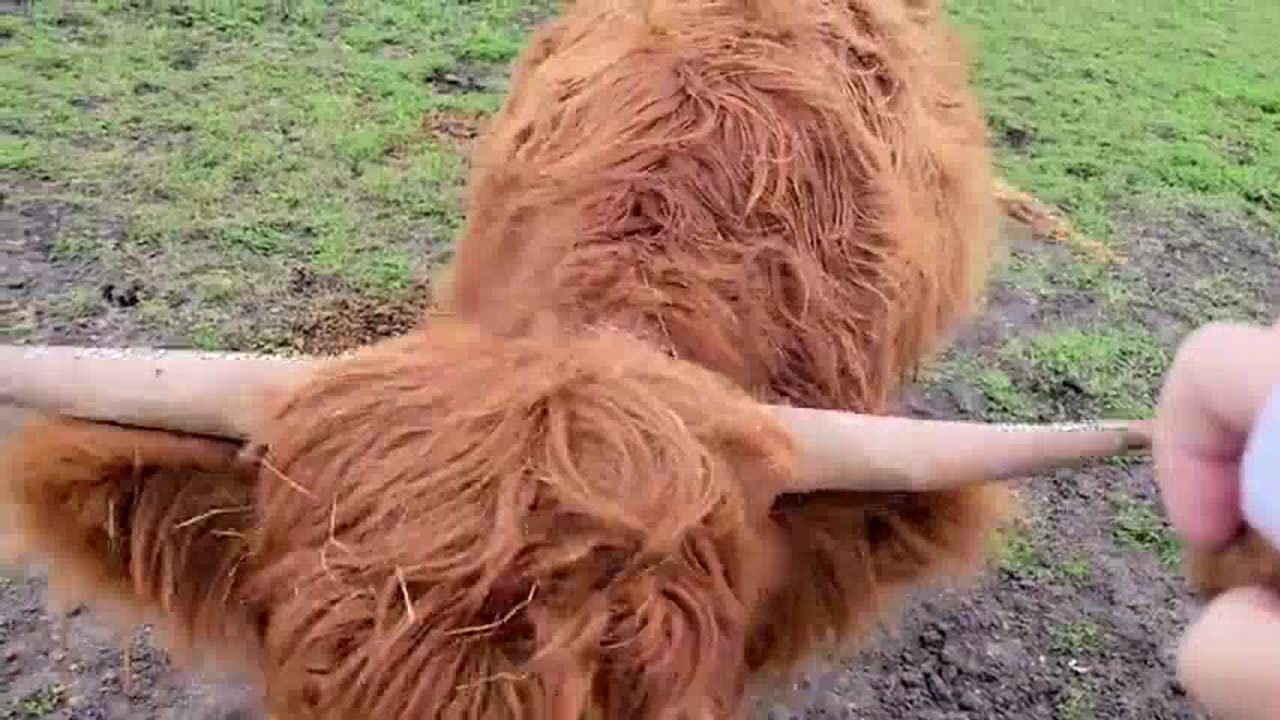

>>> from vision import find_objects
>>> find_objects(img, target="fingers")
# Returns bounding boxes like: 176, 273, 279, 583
1154, 322, 1280, 548
1178, 586, 1280, 720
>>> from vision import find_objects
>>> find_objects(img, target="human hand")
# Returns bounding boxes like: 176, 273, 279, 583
1153, 320, 1280, 718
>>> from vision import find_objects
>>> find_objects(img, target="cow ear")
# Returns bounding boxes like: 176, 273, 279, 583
0, 412, 266, 671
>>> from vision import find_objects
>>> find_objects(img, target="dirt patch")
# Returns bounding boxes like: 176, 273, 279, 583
0, 180, 157, 348
422, 110, 483, 146
426, 66, 492, 95
288, 274, 433, 356
0, 565, 267, 720
935, 218, 1101, 362
1113, 204, 1280, 343
994, 180, 1074, 244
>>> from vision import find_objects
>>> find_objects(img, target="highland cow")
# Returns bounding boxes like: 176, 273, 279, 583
446, 0, 1005, 672
2, 0, 1028, 718
1, 337, 1149, 720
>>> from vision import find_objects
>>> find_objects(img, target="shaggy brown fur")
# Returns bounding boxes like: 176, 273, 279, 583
1, 0, 1011, 716
1186, 529, 1280, 599
452, 0, 996, 409
0, 418, 261, 669
242, 319, 799, 720
446, 0, 1007, 670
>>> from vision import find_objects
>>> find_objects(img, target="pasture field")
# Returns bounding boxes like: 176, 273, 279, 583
1, 0, 1278, 717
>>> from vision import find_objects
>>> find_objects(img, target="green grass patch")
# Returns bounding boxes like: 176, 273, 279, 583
993, 326, 1169, 422
18, 684, 66, 718
991, 523, 1050, 579
49, 286, 103, 321
970, 364, 1041, 422
1055, 682, 1094, 720
1049, 620, 1105, 657
936, 325, 1169, 424
1111, 496, 1182, 566
1058, 556, 1093, 588
998, 248, 1134, 307
951, 0, 1280, 243
990, 519, 1098, 587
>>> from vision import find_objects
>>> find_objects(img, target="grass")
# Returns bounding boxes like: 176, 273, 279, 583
934, 325, 1170, 423
3, 0, 1273, 351
992, 523, 1049, 579
1058, 557, 1093, 587
991, 519, 1097, 587
996, 326, 1169, 421
998, 245, 1135, 306
1111, 496, 1182, 567
1055, 682, 1094, 720
1049, 620, 1105, 657
18, 684, 65, 718
935, 0, 1279, 446
950, 0, 1280, 245
1, 0, 553, 348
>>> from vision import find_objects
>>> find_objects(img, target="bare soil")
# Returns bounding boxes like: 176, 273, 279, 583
3, 185, 1278, 717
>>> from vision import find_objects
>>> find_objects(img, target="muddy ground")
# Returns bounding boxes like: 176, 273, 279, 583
6, 173, 1278, 718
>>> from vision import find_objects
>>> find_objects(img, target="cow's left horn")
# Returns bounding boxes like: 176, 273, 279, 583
0, 344, 319, 439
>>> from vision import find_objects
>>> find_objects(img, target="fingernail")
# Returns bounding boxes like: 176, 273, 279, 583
1242, 385, 1280, 548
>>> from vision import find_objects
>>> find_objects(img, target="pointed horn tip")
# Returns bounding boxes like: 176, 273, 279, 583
1125, 419, 1155, 452
991, 417, 1155, 455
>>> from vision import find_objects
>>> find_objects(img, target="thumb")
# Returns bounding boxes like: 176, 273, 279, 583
1178, 586, 1280, 719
